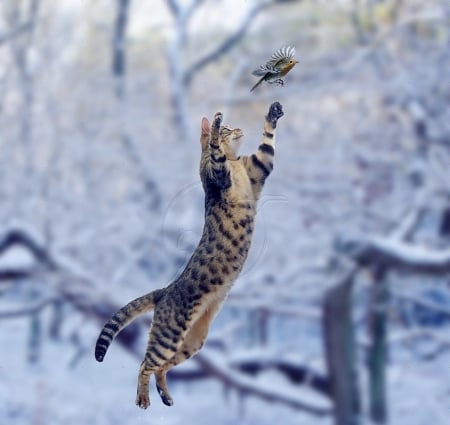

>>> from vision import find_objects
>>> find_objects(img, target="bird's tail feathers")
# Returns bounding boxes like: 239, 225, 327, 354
250, 75, 265, 92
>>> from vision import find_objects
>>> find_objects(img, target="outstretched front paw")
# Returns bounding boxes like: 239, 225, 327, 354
212, 112, 223, 132
267, 102, 284, 128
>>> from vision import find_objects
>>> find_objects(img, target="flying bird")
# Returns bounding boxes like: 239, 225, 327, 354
250, 46, 298, 92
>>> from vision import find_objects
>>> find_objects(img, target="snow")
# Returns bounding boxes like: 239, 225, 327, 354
2, 310, 450, 425
370, 236, 450, 267
0, 317, 331, 425
0, 245, 36, 270
1, 1, 450, 424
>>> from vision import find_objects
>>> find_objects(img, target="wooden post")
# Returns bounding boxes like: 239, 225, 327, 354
368, 267, 388, 423
323, 269, 361, 425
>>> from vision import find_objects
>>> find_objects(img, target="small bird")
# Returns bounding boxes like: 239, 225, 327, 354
250, 46, 298, 92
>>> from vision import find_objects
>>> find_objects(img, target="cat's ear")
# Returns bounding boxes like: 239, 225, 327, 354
201, 117, 210, 135
200, 117, 210, 150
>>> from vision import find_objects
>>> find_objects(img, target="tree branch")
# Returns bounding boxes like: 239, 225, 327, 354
0, 228, 57, 271
348, 236, 450, 274
194, 351, 332, 416
0, 21, 34, 45
0, 297, 56, 319
229, 356, 330, 397
166, 0, 206, 21
182, 0, 274, 86
392, 289, 450, 319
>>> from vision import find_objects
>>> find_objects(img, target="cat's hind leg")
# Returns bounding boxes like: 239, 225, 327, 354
153, 301, 222, 405
155, 368, 173, 406
136, 310, 182, 408
136, 361, 154, 409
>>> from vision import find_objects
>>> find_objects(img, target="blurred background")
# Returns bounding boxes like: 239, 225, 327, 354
0, 0, 449, 424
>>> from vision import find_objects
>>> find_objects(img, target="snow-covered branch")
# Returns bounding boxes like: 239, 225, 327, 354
194, 351, 332, 416
0, 225, 145, 354
339, 235, 450, 274
228, 354, 330, 397
0, 227, 55, 269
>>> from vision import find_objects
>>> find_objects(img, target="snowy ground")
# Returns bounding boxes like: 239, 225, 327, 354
0, 316, 331, 425
1, 305, 450, 425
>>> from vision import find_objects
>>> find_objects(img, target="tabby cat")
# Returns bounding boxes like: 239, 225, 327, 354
95, 101, 284, 408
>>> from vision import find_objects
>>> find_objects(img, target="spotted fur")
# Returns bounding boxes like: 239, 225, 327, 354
95, 102, 284, 408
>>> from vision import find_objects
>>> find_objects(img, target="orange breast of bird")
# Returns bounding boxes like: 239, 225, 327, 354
280, 60, 298, 77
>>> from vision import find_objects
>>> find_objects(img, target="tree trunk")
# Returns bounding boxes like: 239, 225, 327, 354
112, 0, 131, 99
111, 0, 161, 210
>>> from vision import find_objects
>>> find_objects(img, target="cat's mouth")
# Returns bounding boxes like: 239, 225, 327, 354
232, 130, 244, 141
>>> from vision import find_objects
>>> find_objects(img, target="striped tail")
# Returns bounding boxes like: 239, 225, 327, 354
95, 290, 160, 362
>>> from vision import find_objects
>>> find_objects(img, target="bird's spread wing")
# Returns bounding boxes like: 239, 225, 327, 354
251, 46, 296, 77
264, 46, 296, 69
251, 65, 278, 77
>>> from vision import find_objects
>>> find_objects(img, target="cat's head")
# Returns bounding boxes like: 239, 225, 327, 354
200, 117, 243, 160
219, 125, 243, 160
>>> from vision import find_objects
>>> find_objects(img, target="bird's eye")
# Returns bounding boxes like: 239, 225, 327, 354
289, 60, 293, 63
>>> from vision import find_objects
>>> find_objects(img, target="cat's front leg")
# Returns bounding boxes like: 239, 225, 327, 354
210, 112, 223, 148
207, 112, 231, 189
267, 101, 284, 129
245, 102, 284, 196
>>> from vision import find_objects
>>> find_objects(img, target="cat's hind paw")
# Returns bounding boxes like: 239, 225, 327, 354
136, 393, 150, 409
157, 384, 174, 406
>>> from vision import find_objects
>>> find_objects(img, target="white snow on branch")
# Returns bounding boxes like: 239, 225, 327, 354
0, 245, 37, 271
369, 236, 450, 269
194, 351, 332, 416
340, 234, 450, 273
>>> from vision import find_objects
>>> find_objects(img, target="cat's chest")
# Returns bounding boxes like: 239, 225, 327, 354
228, 163, 253, 203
